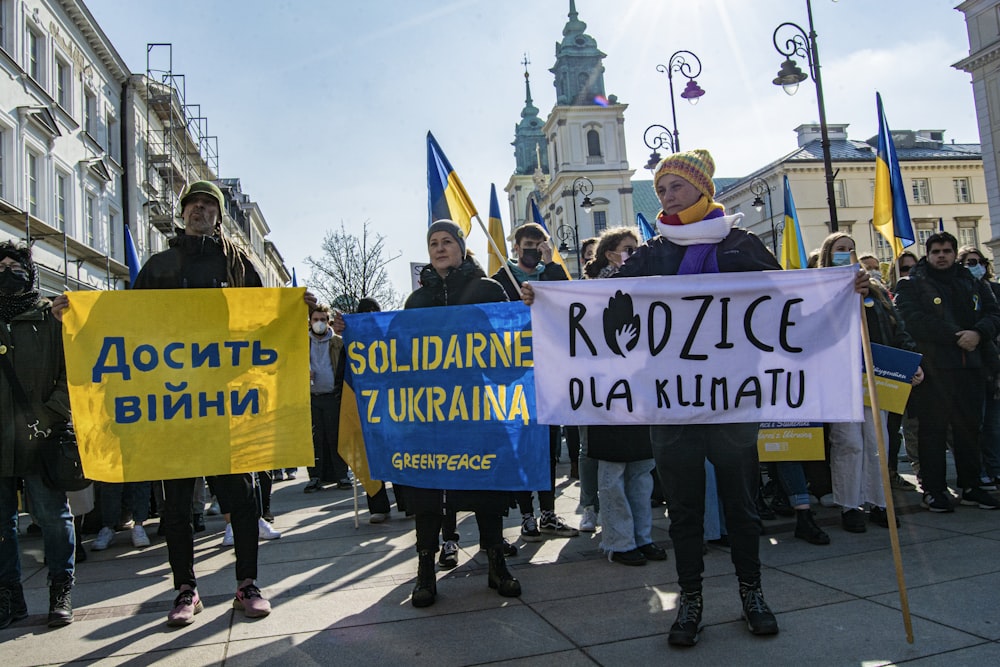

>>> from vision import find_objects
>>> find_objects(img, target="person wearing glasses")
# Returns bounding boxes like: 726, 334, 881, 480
885, 251, 921, 492
958, 246, 1000, 491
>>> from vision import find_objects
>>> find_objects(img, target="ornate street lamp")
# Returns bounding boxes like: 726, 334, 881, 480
567, 176, 594, 279
655, 50, 705, 153
749, 176, 777, 254
772, 0, 839, 231
643, 123, 676, 172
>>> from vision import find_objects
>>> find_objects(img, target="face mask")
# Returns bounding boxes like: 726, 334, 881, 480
867, 269, 884, 282
969, 264, 987, 280
619, 251, 632, 265
311, 320, 328, 335
0, 269, 29, 295
832, 252, 853, 267
520, 248, 541, 267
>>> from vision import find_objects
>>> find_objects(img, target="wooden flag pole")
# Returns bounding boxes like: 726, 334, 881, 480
853, 252, 914, 643
472, 212, 519, 290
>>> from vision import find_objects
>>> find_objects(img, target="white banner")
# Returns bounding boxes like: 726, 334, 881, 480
531, 266, 863, 425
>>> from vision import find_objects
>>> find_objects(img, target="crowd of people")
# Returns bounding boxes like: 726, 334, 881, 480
3, 150, 999, 652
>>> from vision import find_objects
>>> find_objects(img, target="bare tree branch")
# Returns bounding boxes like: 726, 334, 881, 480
305, 221, 404, 311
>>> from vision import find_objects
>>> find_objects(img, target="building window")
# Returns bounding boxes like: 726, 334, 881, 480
958, 224, 979, 249
911, 178, 930, 205
84, 90, 97, 136
27, 150, 39, 215
26, 26, 41, 82
592, 210, 607, 234
55, 172, 68, 231
109, 210, 118, 257
586, 129, 602, 157
55, 57, 71, 110
874, 232, 893, 264
916, 223, 936, 254
833, 180, 848, 208
86, 194, 96, 246
954, 177, 971, 203
869, 179, 875, 202
106, 110, 119, 159
0, 128, 5, 198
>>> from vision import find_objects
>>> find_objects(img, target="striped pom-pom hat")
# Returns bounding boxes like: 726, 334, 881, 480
652, 149, 716, 199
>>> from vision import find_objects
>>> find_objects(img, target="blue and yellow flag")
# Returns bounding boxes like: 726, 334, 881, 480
781, 175, 808, 270
530, 198, 572, 279
487, 184, 508, 276
124, 223, 141, 285
637, 212, 656, 242
873, 92, 915, 259
427, 131, 477, 236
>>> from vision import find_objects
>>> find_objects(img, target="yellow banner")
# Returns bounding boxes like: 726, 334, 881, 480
757, 423, 825, 462
62, 288, 313, 482
862, 374, 913, 414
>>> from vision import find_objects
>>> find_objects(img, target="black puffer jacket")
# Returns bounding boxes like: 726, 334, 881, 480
133, 234, 262, 289
0, 301, 71, 476
617, 228, 780, 278
492, 261, 569, 302
894, 258, 1000, 373
398, 256, 511, 515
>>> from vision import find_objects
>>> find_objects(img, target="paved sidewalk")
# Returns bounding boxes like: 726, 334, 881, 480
3, 463, 1000, 666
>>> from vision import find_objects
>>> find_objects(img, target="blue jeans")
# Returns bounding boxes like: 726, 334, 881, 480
578, 427, 599, 512
598, 459, 653, 553
0, 475, 75, 587
651, 423, 762, 593
775, 462, 811, 507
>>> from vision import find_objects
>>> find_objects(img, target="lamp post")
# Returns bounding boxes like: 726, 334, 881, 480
568, 176, 594, 279
643, 123, 676, 172
771, 0, 838, 231
655, 50, 705, 153
749, 177, 777, 254
555, 224, 578, 273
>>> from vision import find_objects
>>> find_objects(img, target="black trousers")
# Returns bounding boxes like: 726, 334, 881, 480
916, 367, 985, 493
310, 393, 348, 482
161, 473, 258, 589
415, 512, 501, 552
650, 423, 762, 594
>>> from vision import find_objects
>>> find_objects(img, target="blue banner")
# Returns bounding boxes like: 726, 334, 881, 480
862, 342, 922, 414
342, 301, 549, 491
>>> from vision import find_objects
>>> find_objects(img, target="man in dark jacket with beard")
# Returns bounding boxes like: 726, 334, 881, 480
894, 231, 1000, 513
0, 241, 74, 629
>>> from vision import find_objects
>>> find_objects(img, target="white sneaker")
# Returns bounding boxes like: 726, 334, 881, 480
222, 524, 234, 547
819, 493, 837, 508
580, 506, 598, 532
369, 513, 388, 524
131, 524, 150, 548
258, 518, 281, 540
92, 526, 115, 551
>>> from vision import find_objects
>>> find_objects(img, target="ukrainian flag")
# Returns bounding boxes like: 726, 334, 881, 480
781, 175, 808, 270
873, 92, 915, 259
124, 222, 141, 285
427, 131, 477, 236
530, 198, 573, 279
637, 212, 656, 242
487, 184, 508, 276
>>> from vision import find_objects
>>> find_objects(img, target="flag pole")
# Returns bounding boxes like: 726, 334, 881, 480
473, 212, 519, 290
853, 251, 914, 643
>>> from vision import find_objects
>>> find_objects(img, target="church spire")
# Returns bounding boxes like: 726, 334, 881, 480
550, 0, 607, 106
513, 54, 549, 175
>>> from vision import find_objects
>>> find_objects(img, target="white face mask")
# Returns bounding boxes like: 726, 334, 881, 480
311, 320, 328, 335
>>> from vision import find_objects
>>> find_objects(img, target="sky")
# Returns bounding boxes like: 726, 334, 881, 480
84, 0, 980, 296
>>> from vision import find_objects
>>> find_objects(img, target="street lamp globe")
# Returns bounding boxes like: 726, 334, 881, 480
773, 58, 807, 96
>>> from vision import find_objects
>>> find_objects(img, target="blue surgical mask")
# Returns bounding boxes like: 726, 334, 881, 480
969, 264, 987, 280
832, 252, 853, 267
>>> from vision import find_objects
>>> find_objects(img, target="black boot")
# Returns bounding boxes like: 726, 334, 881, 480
668, 590, 703, 646
739, 581, 778, 636
48, 578, 74, 628
0, 582, 28, 630
486, 545, 521, 597
411, 550, 437, 608
794, 509, 830, 545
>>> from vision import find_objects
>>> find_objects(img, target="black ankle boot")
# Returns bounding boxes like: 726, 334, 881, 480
794, 509, 830, 545
411, 550, 437, 608
48, 578, 74, 628
486, 545, 521, 597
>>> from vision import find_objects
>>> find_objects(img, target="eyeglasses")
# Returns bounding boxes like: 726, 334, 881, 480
899, 265, 913, 274
0, 265, 28, 280
963, 258, 982, 267
619, 247, 637, 256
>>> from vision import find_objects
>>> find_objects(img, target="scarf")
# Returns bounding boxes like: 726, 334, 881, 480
655, 198, 739, 275
0, 291, 41, 323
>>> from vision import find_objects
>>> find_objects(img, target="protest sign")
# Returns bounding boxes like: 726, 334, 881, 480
862, 342, 922, 414
61, 288, 313, 482
757, 422, 825, 462
342, 301, 549, 491
531, 266, 862, 425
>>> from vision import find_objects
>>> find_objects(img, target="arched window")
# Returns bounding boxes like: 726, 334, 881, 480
586, 129, 601, 157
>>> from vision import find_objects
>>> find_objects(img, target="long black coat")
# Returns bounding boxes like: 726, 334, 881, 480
398, 257, 511, 515
0, 301, 71, 477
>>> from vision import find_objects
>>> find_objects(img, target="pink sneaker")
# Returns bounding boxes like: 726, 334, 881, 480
166, 589, 202, 626
234, 581, 271, 618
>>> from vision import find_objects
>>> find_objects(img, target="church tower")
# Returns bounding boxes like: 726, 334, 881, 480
508, 0, 635, 278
